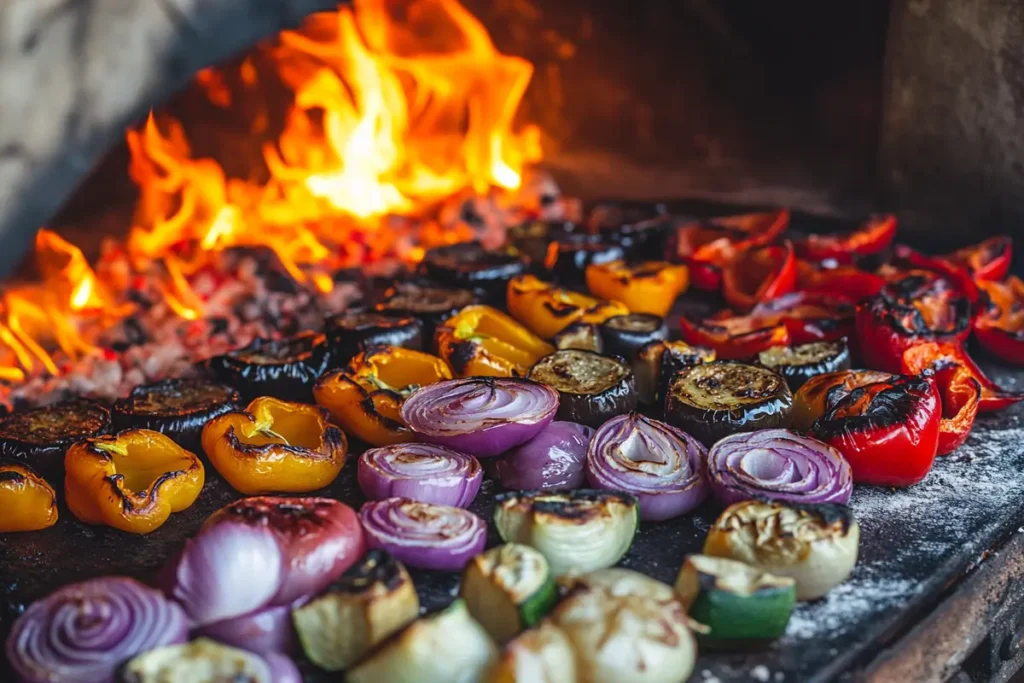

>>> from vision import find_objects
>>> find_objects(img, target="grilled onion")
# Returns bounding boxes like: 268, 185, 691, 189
359, 497, 487, 571
122, 638, 301, 683
358, 442, 482, 508
493, 421, 593, 491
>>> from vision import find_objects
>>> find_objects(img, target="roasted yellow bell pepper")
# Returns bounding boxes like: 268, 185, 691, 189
65, 429, 204, 534
435, 305, 554, 377
585, 260, 689, 317
506, 274, 629, 340
0, 463, 58, 532
314, 346, 453, 447
202, 397, 347, 495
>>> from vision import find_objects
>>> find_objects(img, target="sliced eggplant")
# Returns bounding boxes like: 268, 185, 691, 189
633, 340, 715, 408
599, 313, 668, 361
675, 554, 796, 647
324, 310, 423, 363
460, 543, 557, 644
543, 234, 625, 289
121, 638, 287, 683
207, 331, 330, 403
665, 361, 793, 445
0, 399, 110, 482
528, 350, 637, 427
587, 201, 673, 260
493, 489, 639, 576
553, 322, 603, 353
112, 378, 239, 449
347, 599, 497, 683
507, 220, 580, 267
292, 549, 419, 672
757, 340, 851, 391
485, 621, 577, 683
420, 242, 526, 305
375, 282, 481, 338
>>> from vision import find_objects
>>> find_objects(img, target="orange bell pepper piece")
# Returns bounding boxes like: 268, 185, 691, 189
435, 305, 554, 377
506, 274, 629, 340
314, 346, 453, 447
65, 429, 204, 534
0, 464, 58, 532
202, 397, 347, 495
584, 260, 689, 317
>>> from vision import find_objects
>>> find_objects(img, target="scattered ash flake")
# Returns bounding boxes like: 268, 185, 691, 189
701, 671, 721, 683
783, 577, 920, 641
750, 665, 771, 682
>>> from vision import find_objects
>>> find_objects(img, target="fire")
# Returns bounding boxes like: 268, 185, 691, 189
0, 0, 542, 388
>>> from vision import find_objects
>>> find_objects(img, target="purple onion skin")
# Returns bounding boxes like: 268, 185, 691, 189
707, 429, 853, 506
6, 577, 188, 683
196, 603, 296, 655
266, 653, 302, 683
416, 417, 554, 457
494, 421, 593, 490
358, 443, 483, 507
359, 498, 487, 571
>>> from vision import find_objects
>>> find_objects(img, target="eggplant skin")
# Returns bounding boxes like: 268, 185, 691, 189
420, 242, 526, 305
528, 350, 637, 428
0, 399, 110, 483
375, 282, 482, 338
207, 332, 330, 403
324, 312, 424, 364
757, 341, 851, 391
112, 378, 240, 449
665, 361, 793, 446
600, 314, 668, 361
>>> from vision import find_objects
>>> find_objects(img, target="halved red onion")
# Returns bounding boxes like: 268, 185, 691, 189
359, 497, 487, 571
707, 428, 853, 506
6, 576, 188, 683
400, 377, 559, 457
163, 497, 364, 627
585, 413, 709, 521
196, 603, 295, 655
493, 420, 593, 490
358, 442, 483, 507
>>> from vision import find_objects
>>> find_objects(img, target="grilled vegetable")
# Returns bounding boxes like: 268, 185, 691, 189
324, 310, 423, 363
313, 346, 453, 447
346, 599, 497, 683
553, 321, 603, 353
793, 214, 897, 266
111, 378, 239, 448
507, 220, 579, 267
795, 261, 886, 303
542, 233, 625, 289
493, 489, 639, 576
756, 340, 851, 391
665, 361, 793, 446
420, 241, 526, 304
600, 313, 668, 361
485, 621, 577, 683
975, 276, 1024, 366
588, 201, 672, 260
201, 397, 347, 494
208, 331, 331, 402
901, 345, 983, 454
121, 638, 300, 683
675, 554, 795, 647
704, 499, 859, 601
673, 209, 790, 291
461, 543, 557, 644
359, 497, 487, 571
0, 463, 58, 532
292, 550, 419, 672
900, 341, 1023, 412
942, 235, 1012, 282
376, 281, 481, 338
633, 339, 715, 407
585, 260, 688, 317
507, 274, 629, 340
64, 429, 204, 534
528, 349, 637, 427
0, 398, 110, 483
721, 241, 797, 312
436, 305, 554, 377
357, 442, 482, 507
493, 421, 593, 491
791, 369, 897, 431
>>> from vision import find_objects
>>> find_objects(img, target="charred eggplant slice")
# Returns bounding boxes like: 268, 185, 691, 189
634, 340, 716, 408
757, 340, 851, 391
375, 282, 482, 338
528, 350, 637, 427
665, 361, 793, 445
420, 242, 526, 305
112, 378, 239, 448
600, 313, 668, 361
0, 399, 110, 482
324, 310, 423, 363
208, 331, 330, 403
544, 233, 626, 289
507, 220, 579, 266
587, 201, 673, 260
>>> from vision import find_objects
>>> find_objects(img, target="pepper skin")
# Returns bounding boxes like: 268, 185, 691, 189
0, 464, 58, 532
65, 429, 204, 534
793, 214, 896, 265
202, 397, 347, 495
314, 346, 453, 447
674, 209, 790, 291
897, 353, 980, 455
855, 273, 974, 373
809, 374, 940, 486
720, 241, 796, 312
506, 274, 629, 340
900, 341, 1023, 413
584, 260, 689, 317
435, 305, 554, 377
791, 370, 897, 432
795, 261, 885, 303
943, 236, 1012, 283
880, 246, 980, 305
975, 277, 1024, 366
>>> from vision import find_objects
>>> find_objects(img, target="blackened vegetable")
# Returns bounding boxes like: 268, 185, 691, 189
633, 340, 715, 407
528, 350, 637, 427
665, 361, 793, 445
420, 242, 526, 304
600, 314, 668, 361
375, 282, 481, 338
587, 201, 672, 260
756, 340, 851, 391
0, 399, 109, 482
324, 310, 423, 363
112, 378, 239, 448
507, 220, 579, 266
543, 233, 625, 289
208, 331, 330, 403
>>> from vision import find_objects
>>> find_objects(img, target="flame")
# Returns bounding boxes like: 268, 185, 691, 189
0, 0, 541, 386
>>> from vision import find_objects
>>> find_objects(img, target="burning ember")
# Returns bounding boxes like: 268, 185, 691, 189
0, 0, 563, 407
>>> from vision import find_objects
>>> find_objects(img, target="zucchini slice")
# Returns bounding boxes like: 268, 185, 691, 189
528, 350, 637, 427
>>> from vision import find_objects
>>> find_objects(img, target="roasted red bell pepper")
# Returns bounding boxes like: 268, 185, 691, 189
942, 236, 1012, 283
794, 214, 897, 265
880, 245, 980, 304
974, 276, 1024, 366
795, 260, 886, 303
679, 315, 790, 361
855, 272, 974, 373
674, 209, 790, 291
721, 240, 796, 312
900, 341, 1023, 412
809, 373, 940, 486
899, 345, 981, 454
